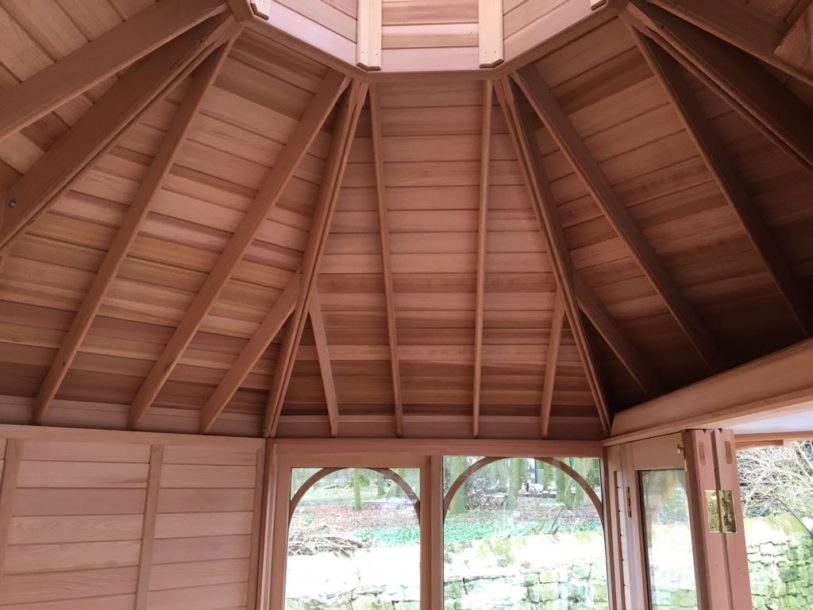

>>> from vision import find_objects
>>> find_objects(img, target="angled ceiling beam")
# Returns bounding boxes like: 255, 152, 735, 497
540, 292, 565, 437
626, 0, 813, 173
574, 277, 663, 396
495, 78, 611, 435
369, 83, 405, 437
31, 40, 236, 426
514, 67, 726, 374
629, 28, 813, 338
644, 0, 813, 86
0, 14, 237, 253
264, 82, 368, 437
472, 80, 493, 438
128, 69, 350, 428
0, 0, 227, 142
610, 336, 813, 442
200, 274, 300, 433
309, 287, 340, 436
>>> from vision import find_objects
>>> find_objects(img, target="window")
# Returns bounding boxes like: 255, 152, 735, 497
738, 441, 813, 610
443, 457, 608, 609
285, 467, 421, 609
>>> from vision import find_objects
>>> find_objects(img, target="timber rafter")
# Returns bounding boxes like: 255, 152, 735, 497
264, 81, 368, 437
129, 69, 350, 428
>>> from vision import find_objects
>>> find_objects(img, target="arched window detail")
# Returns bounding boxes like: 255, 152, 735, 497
442, 456, 608, 609
284, 467, 422, 609
443, 456, 603, 523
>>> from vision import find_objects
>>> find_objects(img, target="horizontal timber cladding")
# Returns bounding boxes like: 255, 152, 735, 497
0, 426, 265, 610
380, 0, 480, 70
503, 0, 598, 62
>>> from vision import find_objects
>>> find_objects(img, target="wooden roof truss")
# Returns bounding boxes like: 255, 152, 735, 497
0, 0, 810, 439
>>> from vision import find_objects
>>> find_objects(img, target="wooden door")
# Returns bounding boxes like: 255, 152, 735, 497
606, 430, 752, 610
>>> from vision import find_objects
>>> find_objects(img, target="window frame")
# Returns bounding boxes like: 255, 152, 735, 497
262, 438, 606, 610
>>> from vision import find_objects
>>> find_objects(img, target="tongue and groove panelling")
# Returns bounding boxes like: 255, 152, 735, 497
0, 430, 265, 610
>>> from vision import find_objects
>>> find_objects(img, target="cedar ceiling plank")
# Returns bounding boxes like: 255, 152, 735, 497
0, 0, 227, 142
128, 69, 350, 428
472, 80, 492, 438
31, 39, 236, 426
540, 291, 564, 437
200, 274, 299, 433
514, 66, 726, 375
309, 287, 340, 436
0, 14, 237, 254
495, 78, 611, 435
369, 82, 404, 437
264, 82, 368, 437
630, 28, 813, 338
627, 0, 813, 173
574, 276, 663, 397
646, 0, 813, 86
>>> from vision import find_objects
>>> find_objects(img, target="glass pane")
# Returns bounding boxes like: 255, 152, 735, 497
444, 456, 608, 609
738, 441, 813, 609
640, 469, 698, 610
285, 467, 420, 609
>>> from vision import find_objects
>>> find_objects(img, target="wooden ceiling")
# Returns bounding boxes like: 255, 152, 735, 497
0, 0, 810, 440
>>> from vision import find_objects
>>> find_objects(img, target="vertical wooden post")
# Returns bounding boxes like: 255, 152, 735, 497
478, 0, 504, 67
0, 439, 22, 577
247, 444, 267, 609
268, 456, 292, 610
428, 456, 444, 610
357, 0, 382, 70
256, 440, 277, 610
601, 449, 624, 610
135, 444, 164, 610
683, 430, 728, 610
711, 430, 753, 609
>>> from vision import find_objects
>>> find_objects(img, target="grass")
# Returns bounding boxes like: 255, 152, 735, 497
352, 516, 603, 547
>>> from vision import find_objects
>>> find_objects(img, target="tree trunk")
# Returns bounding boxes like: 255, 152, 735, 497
506, 458, 525, 510
447, 456, 468, 515
352, 469, 362, 511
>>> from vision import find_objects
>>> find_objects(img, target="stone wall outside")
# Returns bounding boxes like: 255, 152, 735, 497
286, 519, 813, 609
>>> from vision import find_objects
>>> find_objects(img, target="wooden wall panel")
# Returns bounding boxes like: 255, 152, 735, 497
0, 427, 265, 610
